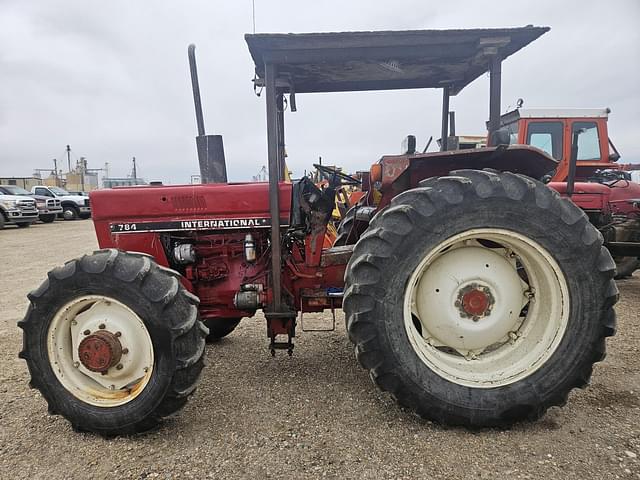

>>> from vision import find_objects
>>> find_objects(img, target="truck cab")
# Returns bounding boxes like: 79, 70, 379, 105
31, 185, 92, 220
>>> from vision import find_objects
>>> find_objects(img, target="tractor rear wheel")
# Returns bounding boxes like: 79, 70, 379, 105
344, 170, 617, 427
18, 249, 207, 436
204, 317, 241, 342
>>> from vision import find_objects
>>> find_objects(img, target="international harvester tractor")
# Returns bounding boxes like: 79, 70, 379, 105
19, 27, 619, 435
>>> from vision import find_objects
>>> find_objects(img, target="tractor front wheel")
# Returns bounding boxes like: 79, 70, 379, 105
18, 249, 207, 435
344, 170, 617, 427
204, 317, 241, 342
614, 256, 639, 279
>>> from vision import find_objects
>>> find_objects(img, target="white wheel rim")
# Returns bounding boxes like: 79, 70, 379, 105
404, 228, 570, 388
47, 295, 154, 407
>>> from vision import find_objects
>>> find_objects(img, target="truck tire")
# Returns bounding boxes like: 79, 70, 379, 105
203, 317, 241, 342
344, 170, 617, 428
18, 249, 207, 436
40, 214, 56, 223
62, 204, 79, 220
614, 257, 639, 279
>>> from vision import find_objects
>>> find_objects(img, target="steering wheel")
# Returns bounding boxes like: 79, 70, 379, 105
313, 164, 361, 186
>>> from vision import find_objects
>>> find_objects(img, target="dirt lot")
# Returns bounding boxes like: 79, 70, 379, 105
0, 220, 638, 479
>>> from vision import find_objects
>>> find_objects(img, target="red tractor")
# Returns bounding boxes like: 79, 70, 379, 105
495, 107, 640, 277
19, 27, 618, 435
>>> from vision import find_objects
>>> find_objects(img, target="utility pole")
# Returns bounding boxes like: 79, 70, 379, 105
80, 157, 86, 192
53, 159, 58, 186
132, 157, 137, 181
66, 145, 71, 173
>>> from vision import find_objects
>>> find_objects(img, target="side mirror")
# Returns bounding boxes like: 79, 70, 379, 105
608, 152, 620, 162
490, 128, 511, 147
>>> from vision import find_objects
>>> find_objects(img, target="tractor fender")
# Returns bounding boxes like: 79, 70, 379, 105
377, 145, 558, 207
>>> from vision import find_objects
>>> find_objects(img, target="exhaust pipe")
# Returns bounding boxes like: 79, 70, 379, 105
188, 44, 228, 183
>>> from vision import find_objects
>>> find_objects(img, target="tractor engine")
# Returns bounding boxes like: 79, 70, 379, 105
167, 231, 271, 320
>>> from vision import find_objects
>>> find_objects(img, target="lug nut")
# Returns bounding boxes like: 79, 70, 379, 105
115, 331, 121, 337
109, 385, 115, 390
73, 361, 80, 368
83, 329, 91, 335
122, 348, 129, 354
98, 323, 106, 329
116, 364, 123, 370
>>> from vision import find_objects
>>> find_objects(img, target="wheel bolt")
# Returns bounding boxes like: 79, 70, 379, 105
73, 361, 80, 368
116, 364, 123, 370
109, 385, 115, 390
98, 323, 106, 329
115, 331, 121, 337
83, 329, 91, 335
122, 348, 129, 354
71, 320, 77, 326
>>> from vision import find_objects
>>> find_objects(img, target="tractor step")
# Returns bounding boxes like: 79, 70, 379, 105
299, 288, 342, 332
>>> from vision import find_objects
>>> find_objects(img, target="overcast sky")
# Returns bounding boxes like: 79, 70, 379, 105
0, 0, 638, 184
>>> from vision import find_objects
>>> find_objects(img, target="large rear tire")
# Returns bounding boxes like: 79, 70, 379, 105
19, 249, 207, 436
344, 170, 617, 427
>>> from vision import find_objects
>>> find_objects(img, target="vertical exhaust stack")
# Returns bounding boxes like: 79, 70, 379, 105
188, 44, 228, 183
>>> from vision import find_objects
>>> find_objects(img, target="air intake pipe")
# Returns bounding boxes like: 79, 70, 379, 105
188, 44, 228, 183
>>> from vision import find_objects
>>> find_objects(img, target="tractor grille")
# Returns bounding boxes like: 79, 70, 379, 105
171, 195, 207, 210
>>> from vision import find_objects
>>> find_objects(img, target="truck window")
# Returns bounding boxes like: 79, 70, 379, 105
572, 121, 601, 160
35, 187, 52, 197
525, 121, 563, 160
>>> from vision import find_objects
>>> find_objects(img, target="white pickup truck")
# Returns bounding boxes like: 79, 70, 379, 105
31, 186, 91, 220
0, 193, 38, 228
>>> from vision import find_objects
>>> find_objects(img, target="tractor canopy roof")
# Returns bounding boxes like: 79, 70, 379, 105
246, 26, 549, 95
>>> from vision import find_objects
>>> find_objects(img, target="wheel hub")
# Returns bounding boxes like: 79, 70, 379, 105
456, 284, 494, 320
78, 330, 123, 373
413, 245, 528, 351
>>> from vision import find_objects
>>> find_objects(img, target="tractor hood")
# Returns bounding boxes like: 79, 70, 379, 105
91, 182, 293, 235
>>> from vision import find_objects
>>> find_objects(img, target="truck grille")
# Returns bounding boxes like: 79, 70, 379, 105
17, 199, 37, 214
47, 199, 61, 208
84, 198, 91, 207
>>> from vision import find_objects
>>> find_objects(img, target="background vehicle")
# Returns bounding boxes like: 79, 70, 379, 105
0, 185, 62, 223
31, 185, 91, 220
497, 108, 640, 278
20, 27, 617, 436
0, 193, 38, 228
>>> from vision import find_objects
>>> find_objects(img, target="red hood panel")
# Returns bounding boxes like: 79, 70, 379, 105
90, 182, 292, 223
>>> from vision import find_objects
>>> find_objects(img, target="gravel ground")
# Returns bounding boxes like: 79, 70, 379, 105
0, 220, 638, 480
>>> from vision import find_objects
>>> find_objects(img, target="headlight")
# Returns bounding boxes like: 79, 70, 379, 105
0, 200, 17, 209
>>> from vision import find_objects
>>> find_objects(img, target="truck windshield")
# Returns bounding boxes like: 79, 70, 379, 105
50, 187, 70, 195
2, 185, 31, 195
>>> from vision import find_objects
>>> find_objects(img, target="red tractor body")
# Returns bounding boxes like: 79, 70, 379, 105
19, 27, 622, 436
